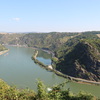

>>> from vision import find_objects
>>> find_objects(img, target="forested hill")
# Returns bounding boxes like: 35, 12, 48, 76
0, 32, 79, 51
53, 33, 100, 81
0, 31, 100, 52
54, 31, 99, 57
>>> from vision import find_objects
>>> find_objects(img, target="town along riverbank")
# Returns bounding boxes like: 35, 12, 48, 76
32, 50, 100, 86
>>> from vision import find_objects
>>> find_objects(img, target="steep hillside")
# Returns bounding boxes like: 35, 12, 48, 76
18, 32, 78, 51
54, 39, 100, 81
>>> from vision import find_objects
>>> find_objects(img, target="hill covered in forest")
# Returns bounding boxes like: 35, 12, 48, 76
0, 32, 79, 51
53, 32, 100, 81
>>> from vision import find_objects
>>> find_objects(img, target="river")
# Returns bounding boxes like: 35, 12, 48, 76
0, 46, 100, 97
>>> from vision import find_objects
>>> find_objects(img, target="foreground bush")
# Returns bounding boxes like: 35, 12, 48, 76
0, 79, 98, 100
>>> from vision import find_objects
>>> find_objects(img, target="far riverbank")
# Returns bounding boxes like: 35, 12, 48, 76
5, 44, 55, 57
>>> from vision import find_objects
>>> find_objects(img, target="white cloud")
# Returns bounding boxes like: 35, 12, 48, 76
12, 18, 20, 21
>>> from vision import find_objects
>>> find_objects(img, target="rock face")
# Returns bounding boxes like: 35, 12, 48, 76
55, 41, 100, 81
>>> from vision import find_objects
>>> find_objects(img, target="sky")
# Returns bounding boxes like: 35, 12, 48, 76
0, 0, 100, 32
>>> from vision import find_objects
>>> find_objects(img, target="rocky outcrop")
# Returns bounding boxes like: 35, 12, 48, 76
55, 41, 100, 81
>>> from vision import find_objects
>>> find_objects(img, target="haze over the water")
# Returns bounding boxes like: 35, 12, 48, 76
0, 0, 100, 32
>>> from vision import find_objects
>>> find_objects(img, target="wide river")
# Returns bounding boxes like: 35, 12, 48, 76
0, 46, 100, 97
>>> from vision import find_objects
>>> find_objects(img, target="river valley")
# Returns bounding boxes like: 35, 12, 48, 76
0, 46, 100, 97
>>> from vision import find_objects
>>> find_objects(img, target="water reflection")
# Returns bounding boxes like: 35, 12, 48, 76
37, 49, 52, 59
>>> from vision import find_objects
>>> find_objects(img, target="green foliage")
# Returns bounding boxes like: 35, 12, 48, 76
0, 33, 24, 45
0, 32, 79, 51
18, 32, 75, 51
76, 91, 94, 100
52, 57, 59, 63
0, 79, 98, 100
80, 39, 100, 60
37, 80, 47, 100
0, 44, 7, 51
55, 32, 99, 58
0, 79, 35, 100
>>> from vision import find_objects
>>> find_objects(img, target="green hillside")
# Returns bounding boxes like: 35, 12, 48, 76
53, 34, 100, 81
0, 32, 79, 51
18, 32, 78, 51
0, 33, 24, 45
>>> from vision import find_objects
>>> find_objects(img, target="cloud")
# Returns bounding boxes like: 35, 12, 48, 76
12, 18, 20, 21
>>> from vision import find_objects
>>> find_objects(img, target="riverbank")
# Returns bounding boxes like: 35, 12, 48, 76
32, 50, 100, 86
0, 49, 9, 55
5, 44, 54, 56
